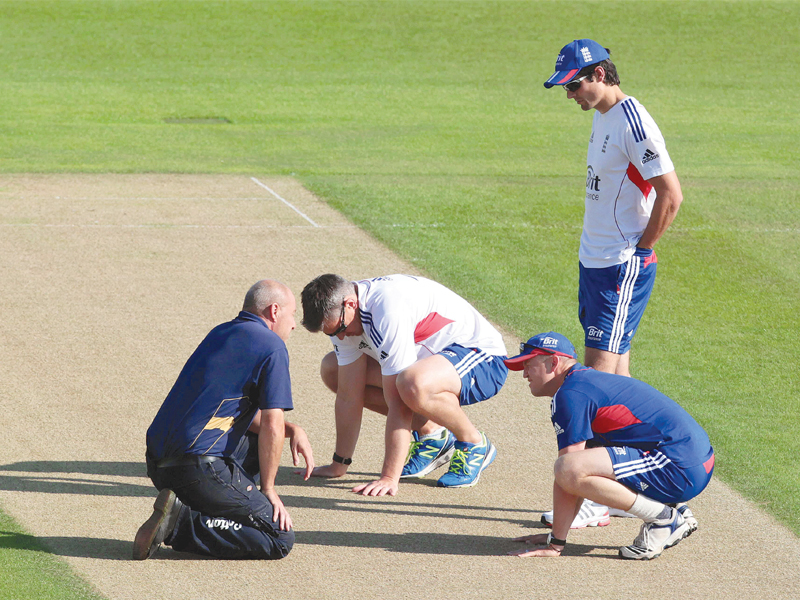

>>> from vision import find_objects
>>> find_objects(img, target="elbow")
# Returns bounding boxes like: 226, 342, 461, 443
672, 191, 684, 212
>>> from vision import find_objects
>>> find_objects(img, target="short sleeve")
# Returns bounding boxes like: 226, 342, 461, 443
620, 100, 674, 181
256, 346, 294, 411
551, 388, 594, 450
331, 337, 362, 366
371, 299, 418, 376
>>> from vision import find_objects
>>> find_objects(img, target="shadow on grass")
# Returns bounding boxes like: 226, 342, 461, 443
0, 530, 133, 561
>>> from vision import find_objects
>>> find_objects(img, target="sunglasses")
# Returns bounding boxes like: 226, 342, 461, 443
520, 343, 553, 356
328, 302, 348, 337
563, 74, 590, 93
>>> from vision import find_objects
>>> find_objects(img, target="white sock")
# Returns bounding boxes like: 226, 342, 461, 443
627, 494, 672, 523
419, 427, 447, 441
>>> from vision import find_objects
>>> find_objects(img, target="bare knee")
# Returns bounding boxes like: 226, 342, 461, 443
554, 455, 583, 493
320, 352, 338, 393
395, 370, 424, 411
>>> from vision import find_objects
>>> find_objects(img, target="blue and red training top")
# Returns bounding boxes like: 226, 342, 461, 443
551, 365, 712, 468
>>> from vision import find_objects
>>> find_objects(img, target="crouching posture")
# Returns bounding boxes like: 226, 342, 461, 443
300, 274, 508, 495
505, 332, 713, 560
133, 280, 313, 560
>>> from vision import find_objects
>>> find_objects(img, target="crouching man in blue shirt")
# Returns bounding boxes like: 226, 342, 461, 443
504, 332, 713, 560
133, 280, 314, 560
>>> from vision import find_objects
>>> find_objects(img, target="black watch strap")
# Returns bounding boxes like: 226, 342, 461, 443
332, 452, 352, 465
547, 533, 567, 547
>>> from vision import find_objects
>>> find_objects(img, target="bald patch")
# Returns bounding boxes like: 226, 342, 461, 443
243, 279, 289, 314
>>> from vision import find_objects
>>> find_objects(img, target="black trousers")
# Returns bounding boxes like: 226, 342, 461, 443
146, 432, 295, 559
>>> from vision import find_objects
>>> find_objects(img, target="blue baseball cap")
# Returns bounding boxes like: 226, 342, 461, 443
504, 332, 578, 370
543, 39, 610, 89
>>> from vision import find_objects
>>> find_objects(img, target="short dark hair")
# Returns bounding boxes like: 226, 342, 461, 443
578, 51, 620, 86
301, 274, 352, 332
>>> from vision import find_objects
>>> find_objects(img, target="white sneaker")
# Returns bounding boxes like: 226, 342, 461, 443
540, 499, 610, 529
676, 503, 698, 533
619, 508, 693, 560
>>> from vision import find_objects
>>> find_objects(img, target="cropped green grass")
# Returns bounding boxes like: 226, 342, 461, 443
0, 507, 104, 600
0, 0, 798, 591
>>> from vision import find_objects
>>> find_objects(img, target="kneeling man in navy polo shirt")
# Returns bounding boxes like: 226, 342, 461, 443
504, 332, 714, 560
133, 279, 314, 560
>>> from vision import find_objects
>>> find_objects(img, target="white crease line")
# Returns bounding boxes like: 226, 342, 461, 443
12, 197, 272, 201
250, 177, 320, 228
0, 223, 356, 229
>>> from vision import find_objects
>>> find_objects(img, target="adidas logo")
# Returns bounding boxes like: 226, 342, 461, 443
358, 341, 370, 350
642, 149, 660, 164
380, 350, 388, 360
553, 422, 565, 435
638, 482, 649, 491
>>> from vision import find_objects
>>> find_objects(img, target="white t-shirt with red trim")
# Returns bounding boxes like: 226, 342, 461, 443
580, 96, 674, 269
330, 275, 507, 376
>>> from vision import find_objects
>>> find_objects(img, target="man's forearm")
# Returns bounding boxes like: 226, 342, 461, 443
258, 409, 286, 492
380, 402, 413, 481
333, 393, 364, 460
639, 171, 683, 248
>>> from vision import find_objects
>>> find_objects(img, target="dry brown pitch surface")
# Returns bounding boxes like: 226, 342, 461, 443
1, 174, 798, 600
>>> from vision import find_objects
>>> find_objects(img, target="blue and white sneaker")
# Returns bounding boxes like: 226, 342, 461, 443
436, 432, 496, 488
675, 503, 698, 534
619, 507, 693, 560
400, 429, 455, 478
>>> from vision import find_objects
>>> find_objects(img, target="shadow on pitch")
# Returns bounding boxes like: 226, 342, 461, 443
0, 460, 150, 497
295, 530, 618, 557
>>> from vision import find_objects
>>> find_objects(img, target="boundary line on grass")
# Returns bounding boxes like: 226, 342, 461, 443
250, 177, 320, 227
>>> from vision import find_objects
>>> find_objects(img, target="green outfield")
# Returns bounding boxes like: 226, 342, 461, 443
1, 0, 798, 596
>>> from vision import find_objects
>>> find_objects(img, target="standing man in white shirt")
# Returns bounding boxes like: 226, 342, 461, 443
545, 38, 683, 378
300, 274, 508, 496
540, 39, 684, 528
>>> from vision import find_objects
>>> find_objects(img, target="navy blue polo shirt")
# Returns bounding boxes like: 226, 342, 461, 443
146, 311, 294, 460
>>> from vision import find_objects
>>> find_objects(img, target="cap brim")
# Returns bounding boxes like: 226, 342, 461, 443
543, 68, 580, 89
503, 354, 532, 370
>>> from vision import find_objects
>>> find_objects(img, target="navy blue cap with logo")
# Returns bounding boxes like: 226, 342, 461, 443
544, 39, 610, 89
503, 332, 578, 370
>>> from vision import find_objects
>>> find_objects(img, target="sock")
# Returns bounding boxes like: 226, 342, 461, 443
419, 427, 447, 441
626, 494, 672, 523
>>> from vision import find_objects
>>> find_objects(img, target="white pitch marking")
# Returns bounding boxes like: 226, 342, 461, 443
250, 177, 320, 228
0, 223, 356, 229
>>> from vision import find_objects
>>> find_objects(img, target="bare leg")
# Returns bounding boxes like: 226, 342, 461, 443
321, 352, 439, 432
584, 347, 631, 377
396, 355, 481, 444
554, 447, 636, 511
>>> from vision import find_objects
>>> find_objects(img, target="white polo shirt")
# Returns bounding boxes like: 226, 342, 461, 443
331, 275, 507, 376
580, 96, 674, 268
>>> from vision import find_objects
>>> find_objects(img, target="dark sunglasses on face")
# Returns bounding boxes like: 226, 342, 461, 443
329, 302, 348, 337
564, 74, 590, 93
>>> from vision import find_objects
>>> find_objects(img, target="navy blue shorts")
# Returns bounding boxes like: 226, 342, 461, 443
579, 247, 657, 354
438, 344, 508, 406
606, 446, 715, 504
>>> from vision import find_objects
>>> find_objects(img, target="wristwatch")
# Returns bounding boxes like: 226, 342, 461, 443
332, 452, 352, 465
